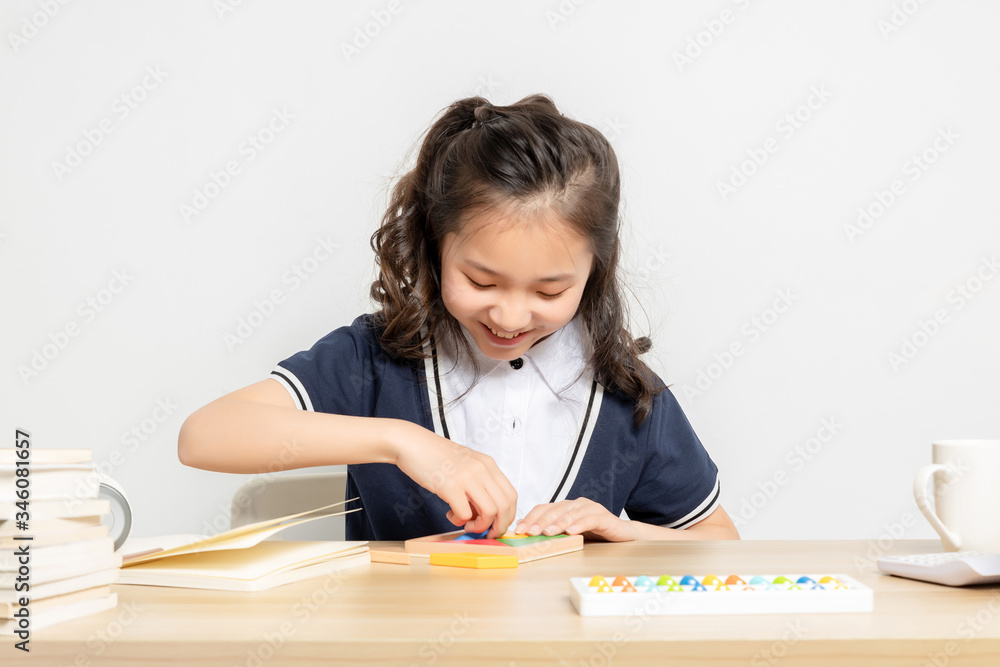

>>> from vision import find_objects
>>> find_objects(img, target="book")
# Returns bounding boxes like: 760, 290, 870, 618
0, 550, 121, 587
0, 567, 120, 604
0, 536, 114, 571
0, 463, 100, 501
0, 524, 109, 549
0, 514, 103, 536
1, 584, 112, 617
0, 448, 117, 634
118, 540, 369, 591
1, 591, 118, 636
0, 498, 110, 521
118, 498, 369, 591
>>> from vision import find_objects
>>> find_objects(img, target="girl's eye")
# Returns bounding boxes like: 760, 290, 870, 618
467, 277, 494, 289
466, 274, 567, 298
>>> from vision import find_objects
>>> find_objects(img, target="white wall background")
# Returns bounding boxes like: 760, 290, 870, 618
2, 0, 998, 543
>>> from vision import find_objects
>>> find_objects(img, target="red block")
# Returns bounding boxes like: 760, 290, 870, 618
443, 538, 509, 547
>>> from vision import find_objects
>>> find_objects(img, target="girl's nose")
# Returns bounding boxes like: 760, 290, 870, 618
489, 295, 531, 332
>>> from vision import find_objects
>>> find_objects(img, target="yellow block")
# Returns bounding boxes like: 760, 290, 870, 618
429, 552, 519, 569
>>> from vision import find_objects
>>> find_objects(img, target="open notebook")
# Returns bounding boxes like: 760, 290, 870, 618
119, 498, 369, 591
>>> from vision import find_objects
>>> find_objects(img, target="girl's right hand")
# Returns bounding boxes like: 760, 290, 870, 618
390, 420, 517, 538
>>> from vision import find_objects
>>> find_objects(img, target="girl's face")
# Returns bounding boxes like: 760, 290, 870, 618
440, 207, 594, 361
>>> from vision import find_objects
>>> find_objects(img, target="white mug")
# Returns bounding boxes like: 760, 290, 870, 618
913, 439, 1000, 552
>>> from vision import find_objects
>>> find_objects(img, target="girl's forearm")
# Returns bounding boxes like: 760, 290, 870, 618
629, 519, 741, 541
178, 399, 407, 474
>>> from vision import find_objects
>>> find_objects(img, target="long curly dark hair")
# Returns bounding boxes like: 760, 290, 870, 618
369, 94, 663, 427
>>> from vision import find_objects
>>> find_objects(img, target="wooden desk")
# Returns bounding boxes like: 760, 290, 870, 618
16, 540, 1000, 666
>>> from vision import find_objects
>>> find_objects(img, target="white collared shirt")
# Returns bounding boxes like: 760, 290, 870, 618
433, 316, 594, 522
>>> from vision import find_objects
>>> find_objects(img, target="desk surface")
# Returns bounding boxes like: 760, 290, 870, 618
17, 539, 1000, 666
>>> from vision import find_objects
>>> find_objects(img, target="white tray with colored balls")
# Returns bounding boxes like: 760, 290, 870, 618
570, 573, 873, 616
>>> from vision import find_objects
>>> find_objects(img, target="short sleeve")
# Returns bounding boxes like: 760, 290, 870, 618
269, 315, 378, 416
624, 387, 721, 529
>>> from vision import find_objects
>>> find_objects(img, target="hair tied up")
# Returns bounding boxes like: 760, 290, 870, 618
473, 102, 503, 128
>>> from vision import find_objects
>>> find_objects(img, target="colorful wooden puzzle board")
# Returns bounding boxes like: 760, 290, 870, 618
404, 530, 583, 563
570, 573, 873, 616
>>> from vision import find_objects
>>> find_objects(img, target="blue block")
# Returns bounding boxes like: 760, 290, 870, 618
453, 530, 490, 541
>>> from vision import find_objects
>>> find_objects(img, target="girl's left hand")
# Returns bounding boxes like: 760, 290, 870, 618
513, 497, 638, 542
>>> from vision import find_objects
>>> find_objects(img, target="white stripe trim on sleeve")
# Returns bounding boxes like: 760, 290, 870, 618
269, 367, 314, 412
663, 475, 721, 530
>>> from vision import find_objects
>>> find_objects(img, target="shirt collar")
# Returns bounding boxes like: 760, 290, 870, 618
522, 315, 590, 397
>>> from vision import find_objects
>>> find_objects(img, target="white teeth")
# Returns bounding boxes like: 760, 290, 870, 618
489, 326, 519, 339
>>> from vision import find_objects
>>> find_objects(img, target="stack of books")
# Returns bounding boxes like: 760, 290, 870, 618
1, 448, 120, 636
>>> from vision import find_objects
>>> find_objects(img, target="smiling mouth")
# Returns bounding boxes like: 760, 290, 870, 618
484, 323, 526, 340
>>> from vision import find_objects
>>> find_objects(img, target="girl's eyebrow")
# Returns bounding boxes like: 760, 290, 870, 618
463, 260, 574, 283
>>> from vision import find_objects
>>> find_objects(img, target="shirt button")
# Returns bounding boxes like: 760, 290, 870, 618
509, 358, 523, 370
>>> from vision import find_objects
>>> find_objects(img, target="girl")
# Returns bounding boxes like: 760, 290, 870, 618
178, 94, 739, 542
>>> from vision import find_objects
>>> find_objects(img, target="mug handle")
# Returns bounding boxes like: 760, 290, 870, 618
913, 463, 962, 551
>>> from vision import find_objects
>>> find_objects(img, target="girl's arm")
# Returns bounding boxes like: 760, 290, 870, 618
513, 500, 740, 541
178, 378, 399, 472
177, 378, 518, 536
629, 505, 740, 541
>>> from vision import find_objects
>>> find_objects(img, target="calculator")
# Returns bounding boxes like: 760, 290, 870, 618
877, 552, 1000, 587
